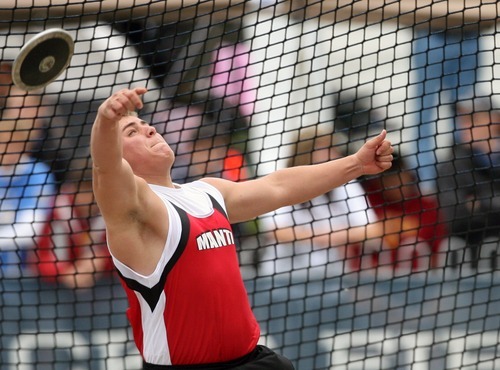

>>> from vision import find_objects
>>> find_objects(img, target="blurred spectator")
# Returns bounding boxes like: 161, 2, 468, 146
149, 35, 256, 182
181, 124, 249, 183
34, 162, 112, 289
256, 125, 374, 369
155, 100, 250, 184
328, 90, 448, 273
210, 42, 257, 125
345, 154, 449, 273
258, 125, 374, 277
436, 100, 500, 268
0, 62, 57, 278
407, 25, 491, 190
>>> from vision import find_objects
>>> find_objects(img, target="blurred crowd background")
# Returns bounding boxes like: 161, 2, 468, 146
0, 2, 499, 369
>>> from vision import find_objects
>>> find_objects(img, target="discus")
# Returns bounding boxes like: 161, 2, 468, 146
11, 28, 74, 91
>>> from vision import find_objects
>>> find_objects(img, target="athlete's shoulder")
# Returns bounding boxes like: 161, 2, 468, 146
190, 180, 224, 201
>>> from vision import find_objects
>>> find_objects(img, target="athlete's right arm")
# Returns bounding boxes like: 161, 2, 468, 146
90, 88, 147, 226
90, 88, 169, 275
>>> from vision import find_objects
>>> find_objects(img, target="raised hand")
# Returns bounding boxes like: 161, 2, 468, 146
98, 87, 148, 121
354, 130, 394, 175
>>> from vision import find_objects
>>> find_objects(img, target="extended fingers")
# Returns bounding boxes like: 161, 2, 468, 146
100, 88, 147, 120
113, 89, 145, 112
125, 87, 147, 110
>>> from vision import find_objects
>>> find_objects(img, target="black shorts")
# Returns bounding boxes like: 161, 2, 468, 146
143, 345, 295, 370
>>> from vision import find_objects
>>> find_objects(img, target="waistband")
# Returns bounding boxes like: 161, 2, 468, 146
143, 346, 259, 370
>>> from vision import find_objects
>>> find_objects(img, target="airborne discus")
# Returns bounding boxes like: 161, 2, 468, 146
12, 28, 74, 91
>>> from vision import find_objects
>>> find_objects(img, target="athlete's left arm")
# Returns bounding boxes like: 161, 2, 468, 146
203, 130, 393, 223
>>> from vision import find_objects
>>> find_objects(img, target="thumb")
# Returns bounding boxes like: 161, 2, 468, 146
365, 129, 387, 149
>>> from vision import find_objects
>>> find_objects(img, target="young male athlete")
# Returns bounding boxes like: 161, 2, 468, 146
90, 87, 394, 369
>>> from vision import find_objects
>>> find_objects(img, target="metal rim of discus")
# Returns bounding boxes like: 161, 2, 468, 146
11, 28, 74, 91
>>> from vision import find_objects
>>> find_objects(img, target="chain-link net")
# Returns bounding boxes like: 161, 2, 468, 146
1, 1, 499, 369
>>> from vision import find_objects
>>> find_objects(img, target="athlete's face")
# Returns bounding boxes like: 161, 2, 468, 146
119, 115, 174, 173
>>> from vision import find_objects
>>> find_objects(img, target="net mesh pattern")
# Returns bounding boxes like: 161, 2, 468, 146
1, 1, 499, 369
